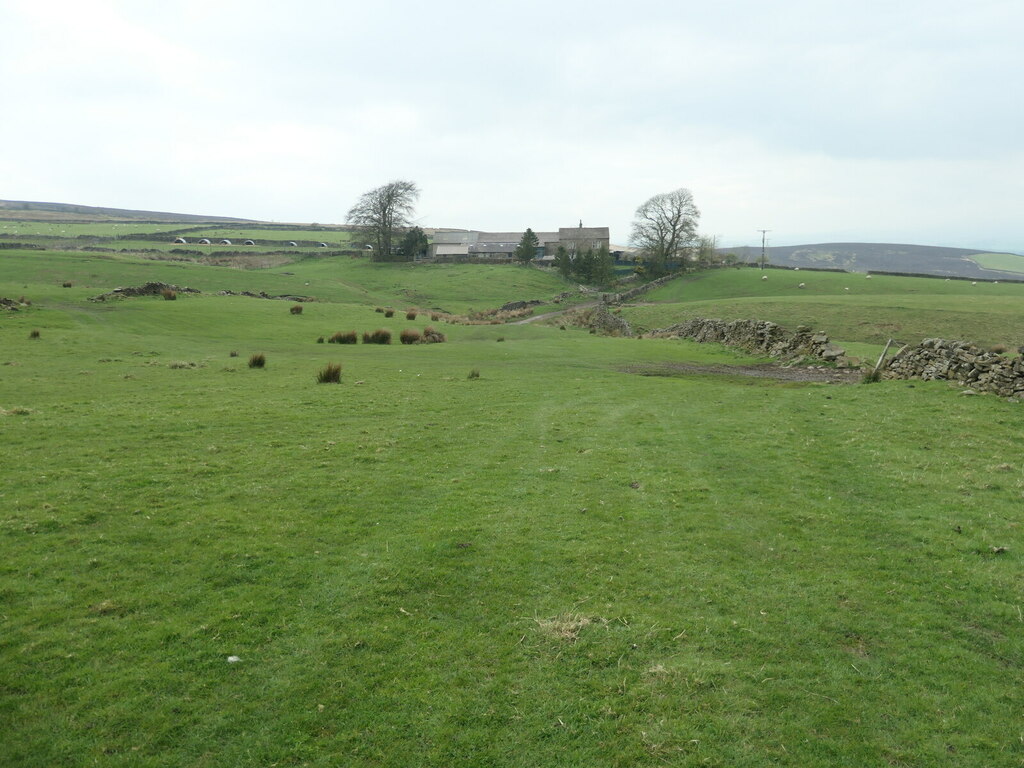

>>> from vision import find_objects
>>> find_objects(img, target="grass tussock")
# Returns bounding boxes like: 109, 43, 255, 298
430, 313, 440, 321
535, 613, 593, 643
365, 329, 392, 345
2, 406, 33, 416
167, 361, 199, 369
290, 304, 304, 315
316, 336, 324, 343
400, 329, 422, 344
384, 309, 395, 318
861, 368, 882, 384
18, 296, 30, 305
375, 307, 384, 313
329, 331, 358, 345
229, 350, 239, 357
248, 353, 266, 369
316, 362, 342, 383
467, 368, 480, 379
421, 326, 446, 344
990, 343, 1009, 354
62, 281, 72, 288
28, 329, 40, 339
161, 289, 177, 301
406, 310, 418, 320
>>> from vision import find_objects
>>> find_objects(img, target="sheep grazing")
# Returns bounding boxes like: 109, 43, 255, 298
844, 287, 849, 291
761, 275, 768, 281
865, 274, 872, 279
794, 267, 800, 271
972, 281, 977, 286
798, 283, 806, 289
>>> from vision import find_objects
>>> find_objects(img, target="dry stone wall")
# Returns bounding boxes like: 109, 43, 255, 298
884, 339, 1024, 398
647, 317, 848, 364
604, 273, 681, 304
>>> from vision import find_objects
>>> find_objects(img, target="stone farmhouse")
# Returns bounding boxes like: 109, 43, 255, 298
425, 226, 610, 263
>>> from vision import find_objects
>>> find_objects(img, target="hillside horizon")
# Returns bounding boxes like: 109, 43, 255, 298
3, 198, 1022, 280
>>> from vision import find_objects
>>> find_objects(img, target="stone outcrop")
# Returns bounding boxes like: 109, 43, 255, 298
884, 339, 1024, 398
647, 317, 848, 364
567, 304, 633, 336
90, 282, 200, 301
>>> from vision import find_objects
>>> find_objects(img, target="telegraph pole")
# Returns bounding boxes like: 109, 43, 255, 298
757, 229, 771, 270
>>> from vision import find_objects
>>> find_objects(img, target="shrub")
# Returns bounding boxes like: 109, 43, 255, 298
161, 289, 177, 301
496, 337, 505, 342
468, 369, 480, 380
229, 350, 239, 357
559, 325, 566, 330
248, 353, 266, 368
329, 331, 358, 344
861, 368, 882, 384
62, 282, 72, 288
368, 328, 392, 344
421, 326, 446, 344
316, 362, 342, 383
430, 313, 440, 321
362, 331, 372, 344
400, 328, 422, 344
375, 307, 384, 313
290, 304, 304, 315
406, 310, 418, 320
317, 336, 325, 344
384, 309, 395, 318
28, 329, 40, 339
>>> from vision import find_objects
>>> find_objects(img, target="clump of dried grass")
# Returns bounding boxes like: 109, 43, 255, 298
535, 613, 593, 642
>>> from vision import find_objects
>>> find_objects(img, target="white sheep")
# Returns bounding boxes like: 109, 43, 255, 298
972, 281, 977, 285
798, 282, 806, 289
865, 274, 872, 279
761, 275, 768, 281
844, 287, 849, 291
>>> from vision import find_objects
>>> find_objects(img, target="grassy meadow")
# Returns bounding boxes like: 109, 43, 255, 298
3, 232, 1024, 767
622, 268, 1024, 353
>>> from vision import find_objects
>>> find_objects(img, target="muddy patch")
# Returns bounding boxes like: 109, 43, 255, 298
622, 362, 862, 384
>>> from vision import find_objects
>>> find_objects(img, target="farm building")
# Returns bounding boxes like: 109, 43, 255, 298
426, 226, 610, 263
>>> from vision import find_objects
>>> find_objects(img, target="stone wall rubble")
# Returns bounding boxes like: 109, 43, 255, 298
647, 317, 848, 364
884, 339, 1024, 398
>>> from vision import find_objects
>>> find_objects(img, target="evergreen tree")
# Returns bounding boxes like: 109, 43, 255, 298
554, 245, 572, 278
514, 228, 539, 265
397, 226, 428, 262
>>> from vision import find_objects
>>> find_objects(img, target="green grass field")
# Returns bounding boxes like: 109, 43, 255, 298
3, 248, 1024, 767
969, 252, 1024, 274
622, 268, 1024, 351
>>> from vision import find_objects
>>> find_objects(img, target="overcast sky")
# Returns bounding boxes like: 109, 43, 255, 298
2, 0, 1022, 250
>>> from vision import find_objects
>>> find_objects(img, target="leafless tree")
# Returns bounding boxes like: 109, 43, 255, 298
630, 188, 700, 276
346, 180, 419, 262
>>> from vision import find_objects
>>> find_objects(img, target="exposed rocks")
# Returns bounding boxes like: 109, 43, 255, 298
1, 297, 25, 311
884, 338, 1024, 398
646, 317, 848, 365
566, 304, 633, 336
90, 282, 200, 301
216, 290, 314, 302
499, 299, 543, 311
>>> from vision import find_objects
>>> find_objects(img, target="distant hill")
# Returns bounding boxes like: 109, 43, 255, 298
724, 242, 1024, 280
0, 199, 257, 224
